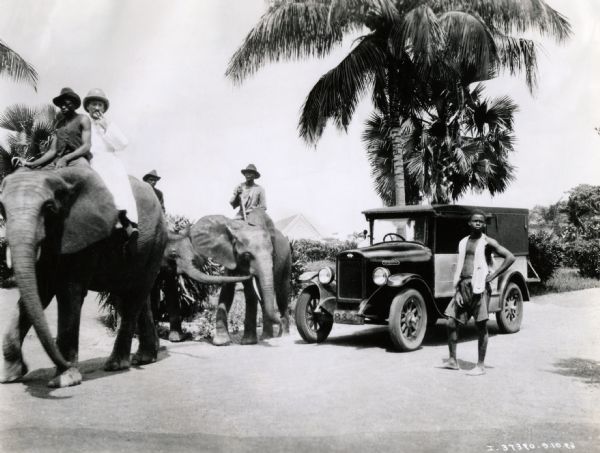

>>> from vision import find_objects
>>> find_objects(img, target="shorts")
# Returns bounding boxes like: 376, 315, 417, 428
445, 278, 490, 324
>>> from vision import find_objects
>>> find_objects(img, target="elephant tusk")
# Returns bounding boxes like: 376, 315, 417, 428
5, 246, 11, 269
252, 277, 262, 302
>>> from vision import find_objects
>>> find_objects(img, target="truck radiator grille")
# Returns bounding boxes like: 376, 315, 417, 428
337, 259, 363, 299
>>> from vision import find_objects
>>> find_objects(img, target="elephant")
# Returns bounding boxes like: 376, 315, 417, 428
0, 166, 246, 387
151, 231, 252, 343
173, 210, 292, 346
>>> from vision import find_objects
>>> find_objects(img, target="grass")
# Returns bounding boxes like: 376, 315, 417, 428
530, 267, 600, 296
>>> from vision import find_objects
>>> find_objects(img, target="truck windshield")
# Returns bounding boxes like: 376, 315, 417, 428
372, 217, 427, 244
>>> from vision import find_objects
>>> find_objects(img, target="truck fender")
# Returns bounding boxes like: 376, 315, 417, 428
361, 273, 436, 319
300, 282, 337, 316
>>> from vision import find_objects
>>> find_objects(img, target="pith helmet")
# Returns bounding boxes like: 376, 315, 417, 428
83, 88, 110, 112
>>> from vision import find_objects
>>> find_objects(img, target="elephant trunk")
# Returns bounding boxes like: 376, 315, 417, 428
6, 213, 71, 372
255, 262, 281, 326
179, 261, 251, 285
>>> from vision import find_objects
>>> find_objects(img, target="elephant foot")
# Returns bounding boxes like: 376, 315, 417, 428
168, 330, 186, 343
104, 356, 131, 371
240, 334, 258, 345
212, 332, 232, 346
260, 331, 274, 340
48, 367, 82, 388
1, 359, 28, 383
131, 350, 157, 366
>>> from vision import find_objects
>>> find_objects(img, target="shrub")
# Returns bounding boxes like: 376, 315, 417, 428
293, 239, 357, 263
564, 239, 600, 280
528, 232, 563, 283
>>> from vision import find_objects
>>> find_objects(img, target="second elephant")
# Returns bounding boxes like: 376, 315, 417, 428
164, 211, 292, 345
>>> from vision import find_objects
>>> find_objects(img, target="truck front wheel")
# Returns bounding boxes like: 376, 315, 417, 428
389, 289, 428, 352
295, 292, 333, 344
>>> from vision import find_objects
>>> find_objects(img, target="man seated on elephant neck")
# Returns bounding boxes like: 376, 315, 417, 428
22, 87, 92, 170
230, 164, 266, 221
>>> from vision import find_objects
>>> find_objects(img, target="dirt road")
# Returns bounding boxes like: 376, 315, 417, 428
1, 288, 599, 452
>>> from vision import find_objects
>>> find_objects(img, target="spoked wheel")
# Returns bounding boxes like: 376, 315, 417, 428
389, 289, 428, 351
496, 282, 523, 333
295, 292, 333, 343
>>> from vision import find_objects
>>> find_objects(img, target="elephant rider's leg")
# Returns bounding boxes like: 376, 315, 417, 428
132, 294, 159, 365
213, 283, 236, 346
241, 281, 258, 345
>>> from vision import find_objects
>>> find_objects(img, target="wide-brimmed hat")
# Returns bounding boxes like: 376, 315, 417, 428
83, 88, 110, 112
143, 169, 161, 182
52, 87, 81, 109
241, 164, 260, 178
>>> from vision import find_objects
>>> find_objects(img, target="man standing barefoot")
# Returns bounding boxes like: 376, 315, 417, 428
444, 211, 515, 376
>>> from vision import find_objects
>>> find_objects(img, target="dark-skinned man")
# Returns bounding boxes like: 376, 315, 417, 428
444, 210, 515, 376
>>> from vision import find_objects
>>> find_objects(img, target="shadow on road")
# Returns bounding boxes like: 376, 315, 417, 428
551, 357, 600, 385
18, 346, 170, 399
295, 319, 501, 352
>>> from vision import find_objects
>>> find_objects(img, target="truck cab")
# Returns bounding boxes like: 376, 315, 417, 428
294, 205, 534, 351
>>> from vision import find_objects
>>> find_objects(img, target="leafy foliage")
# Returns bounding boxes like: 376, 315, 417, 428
564, 240, 600, 280
528, 231, 563, 283
227, 0, 571, 205
0, 103, 57, 180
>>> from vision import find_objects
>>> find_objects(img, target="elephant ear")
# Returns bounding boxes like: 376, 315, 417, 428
189, 215, 237, 270
54, 166, 119, 254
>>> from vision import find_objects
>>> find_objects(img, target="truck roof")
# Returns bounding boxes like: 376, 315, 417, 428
362, 204, 529, 219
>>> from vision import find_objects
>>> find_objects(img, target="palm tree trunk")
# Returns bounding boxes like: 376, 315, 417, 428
389, 125, 406, 206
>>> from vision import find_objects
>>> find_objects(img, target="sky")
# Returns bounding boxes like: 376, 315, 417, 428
0, 0, 598, 238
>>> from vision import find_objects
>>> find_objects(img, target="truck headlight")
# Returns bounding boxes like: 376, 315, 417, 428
372, 267, 390, 286
318, 266, 335, 285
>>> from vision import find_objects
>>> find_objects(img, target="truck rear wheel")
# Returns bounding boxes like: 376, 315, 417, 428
496, 282, 523, 333
389, 289, 428, 351
295, 292, 333, 344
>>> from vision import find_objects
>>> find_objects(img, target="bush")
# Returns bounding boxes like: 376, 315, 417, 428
293, 239, 357, 263
564, 239, 600, 279
528, 232, 563, 283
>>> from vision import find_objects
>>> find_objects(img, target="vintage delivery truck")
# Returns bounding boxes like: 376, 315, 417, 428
294, 205, 538, 351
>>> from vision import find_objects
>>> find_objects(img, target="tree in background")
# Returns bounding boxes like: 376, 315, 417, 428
365, 84, 517, 204
227, 0, 570, 205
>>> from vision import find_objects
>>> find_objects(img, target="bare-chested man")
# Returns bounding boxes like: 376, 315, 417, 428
22, 87, 91, 169
444, 211, 515, 376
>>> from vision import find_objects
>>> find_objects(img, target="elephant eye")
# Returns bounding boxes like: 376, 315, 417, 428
43, 201, 59, 214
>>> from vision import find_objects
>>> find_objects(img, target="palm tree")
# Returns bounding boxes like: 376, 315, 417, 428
227, 0, 570, 205
365, 83, 518, 204
0, 104, 56, 179
0, 39, 38, 89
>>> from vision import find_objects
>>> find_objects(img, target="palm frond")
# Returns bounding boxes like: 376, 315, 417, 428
299, 34, 386, 144
431, 0, 571, 42
0, 104, 38, 133
226, 2, 347, 84
0, 40, 37, 90
392, 5, 443, 69
439, 11, 497, 82
495, 35, 539, 91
